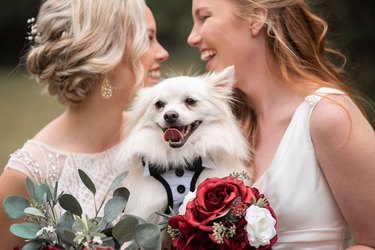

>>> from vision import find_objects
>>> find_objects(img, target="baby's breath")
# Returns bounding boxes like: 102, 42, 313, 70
230, 171, 251, 181
212, 222, 237, 244
167, 225, 181, 240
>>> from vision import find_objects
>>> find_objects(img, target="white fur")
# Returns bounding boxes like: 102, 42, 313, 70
117, 66, 251, 223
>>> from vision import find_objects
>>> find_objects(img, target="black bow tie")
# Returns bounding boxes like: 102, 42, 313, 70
142, 157, 203, 176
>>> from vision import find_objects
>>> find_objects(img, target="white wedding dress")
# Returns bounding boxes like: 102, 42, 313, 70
253, 87, 353, 249
6, 140, 124, 218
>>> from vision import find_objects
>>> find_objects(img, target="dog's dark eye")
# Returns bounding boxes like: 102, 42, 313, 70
155, 100, 165, 109
185, 98, 197, 106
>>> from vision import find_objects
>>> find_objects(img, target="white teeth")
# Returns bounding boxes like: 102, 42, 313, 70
148, 70, 160, 78
185, 125, 191, 135
201, 50, 217, 61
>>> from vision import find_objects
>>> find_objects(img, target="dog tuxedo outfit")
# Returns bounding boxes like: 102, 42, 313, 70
142, 157, 216, 214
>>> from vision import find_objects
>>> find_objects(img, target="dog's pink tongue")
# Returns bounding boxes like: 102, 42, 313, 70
164, 128, 183, 142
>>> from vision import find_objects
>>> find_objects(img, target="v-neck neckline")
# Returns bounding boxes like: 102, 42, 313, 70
252, 99, 307, 186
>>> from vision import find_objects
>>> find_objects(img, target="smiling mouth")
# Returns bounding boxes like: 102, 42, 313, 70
162, 121, 201, 148
201, 49, 217, 61
148, 70, 160, 79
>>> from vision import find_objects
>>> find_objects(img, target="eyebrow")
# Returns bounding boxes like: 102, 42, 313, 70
147, 28, 156, 34
194, 7, 210, 17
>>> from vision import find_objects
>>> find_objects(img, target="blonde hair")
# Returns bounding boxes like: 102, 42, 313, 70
230, 0, 365, 144
26, 0, 149, 104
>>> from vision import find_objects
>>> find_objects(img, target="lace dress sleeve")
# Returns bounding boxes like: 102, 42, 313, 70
5, 141, 61, 184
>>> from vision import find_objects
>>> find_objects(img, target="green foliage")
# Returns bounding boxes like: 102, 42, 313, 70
78, 169, 96, 195
2, 169, 162, 249
59, 194, 83, 217
103, 196, 128, 223
10, 222, 41, 240
3, 195, 30, 219
134, 223, 162, 250
112, 216, 140, 245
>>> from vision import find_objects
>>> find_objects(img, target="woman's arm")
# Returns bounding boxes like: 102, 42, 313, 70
0, 169, 30, 249
311, 95, 375, 249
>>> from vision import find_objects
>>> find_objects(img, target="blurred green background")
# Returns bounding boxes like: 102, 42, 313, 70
0, 0, 374, 169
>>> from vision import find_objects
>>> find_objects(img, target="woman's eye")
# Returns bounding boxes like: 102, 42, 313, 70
155, 100, 165, 109
185, 98, 197, 106
198, 15, 209, 21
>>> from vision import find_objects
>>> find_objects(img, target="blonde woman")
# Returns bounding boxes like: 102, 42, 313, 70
188, 0, 375, 249
0, 0, 168, 247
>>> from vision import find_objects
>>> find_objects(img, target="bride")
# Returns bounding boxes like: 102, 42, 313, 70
0, 0, 168, 248
187, 0, 375, 249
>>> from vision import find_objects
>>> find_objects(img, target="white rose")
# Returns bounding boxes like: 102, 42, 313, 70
178, 190, 196, 215
245, 205, 277, 248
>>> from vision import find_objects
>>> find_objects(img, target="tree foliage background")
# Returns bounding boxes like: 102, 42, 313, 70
1, 0, 374, 100
0, 0, 374, 166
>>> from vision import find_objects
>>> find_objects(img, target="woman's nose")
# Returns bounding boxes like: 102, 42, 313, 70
156, 42, 169, 63
187, 27, 201, 47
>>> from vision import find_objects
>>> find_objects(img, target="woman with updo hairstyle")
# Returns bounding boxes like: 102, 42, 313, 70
0, 0, 169, 247
188, 0, 375, 249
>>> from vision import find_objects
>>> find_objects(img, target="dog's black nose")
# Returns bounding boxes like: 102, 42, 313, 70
164, 111, 179, 123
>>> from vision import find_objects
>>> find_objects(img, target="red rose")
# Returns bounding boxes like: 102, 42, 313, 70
222, 218, 251, 249
169, 215, 216, 249
42, 246, 64, 250
169, 215, 194, 249
185, 176, 254, 231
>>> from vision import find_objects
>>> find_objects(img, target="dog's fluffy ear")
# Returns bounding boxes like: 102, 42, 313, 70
206, 65, 236, 88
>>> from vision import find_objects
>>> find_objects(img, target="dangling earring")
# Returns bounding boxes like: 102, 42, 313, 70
101, 79, 112, 99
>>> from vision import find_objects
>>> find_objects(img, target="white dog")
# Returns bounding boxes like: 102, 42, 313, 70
118, 66, 251, 223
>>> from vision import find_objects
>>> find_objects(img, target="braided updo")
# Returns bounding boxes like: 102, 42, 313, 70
26, 0, 148, 104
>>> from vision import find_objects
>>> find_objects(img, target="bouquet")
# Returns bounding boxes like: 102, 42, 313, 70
3, 169, 161, 250
164, 173, 277, 250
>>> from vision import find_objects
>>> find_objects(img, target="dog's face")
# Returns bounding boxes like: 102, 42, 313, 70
125, 66, 249, 165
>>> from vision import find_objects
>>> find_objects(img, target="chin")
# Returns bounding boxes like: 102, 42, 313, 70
115, 65, 251, 225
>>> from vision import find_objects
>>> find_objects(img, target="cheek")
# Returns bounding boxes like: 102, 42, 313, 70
140, 52, 153, 71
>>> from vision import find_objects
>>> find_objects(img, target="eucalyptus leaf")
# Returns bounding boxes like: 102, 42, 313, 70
23, 241, 44, 250
127, 214, 147, 225
59, 194, 82, 217
124, 242, 139, 250
134, 223, 161, 250
63, 230, 76, 244
112, 216, 139, 244
35, 183, 52, 203
113, 187, 130, 213
3, 195, 30, 219
25, 177, 35, 200
97, 217, 111, 232
24, 207, 46, 218
78, 169, 96, 195
53, 181, 59, 203
109, 171, 128, 190
56, 212, 75, 244
10, 222, 41, 240
101, 228, 122, 250
103, 196, 127, 223
100, 238, 116, 248
113, 187, 130, 201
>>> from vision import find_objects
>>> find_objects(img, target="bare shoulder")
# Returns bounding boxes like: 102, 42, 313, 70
0, 168, 28, 195
310, 94, 375, 246
310, 94, 373, 147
